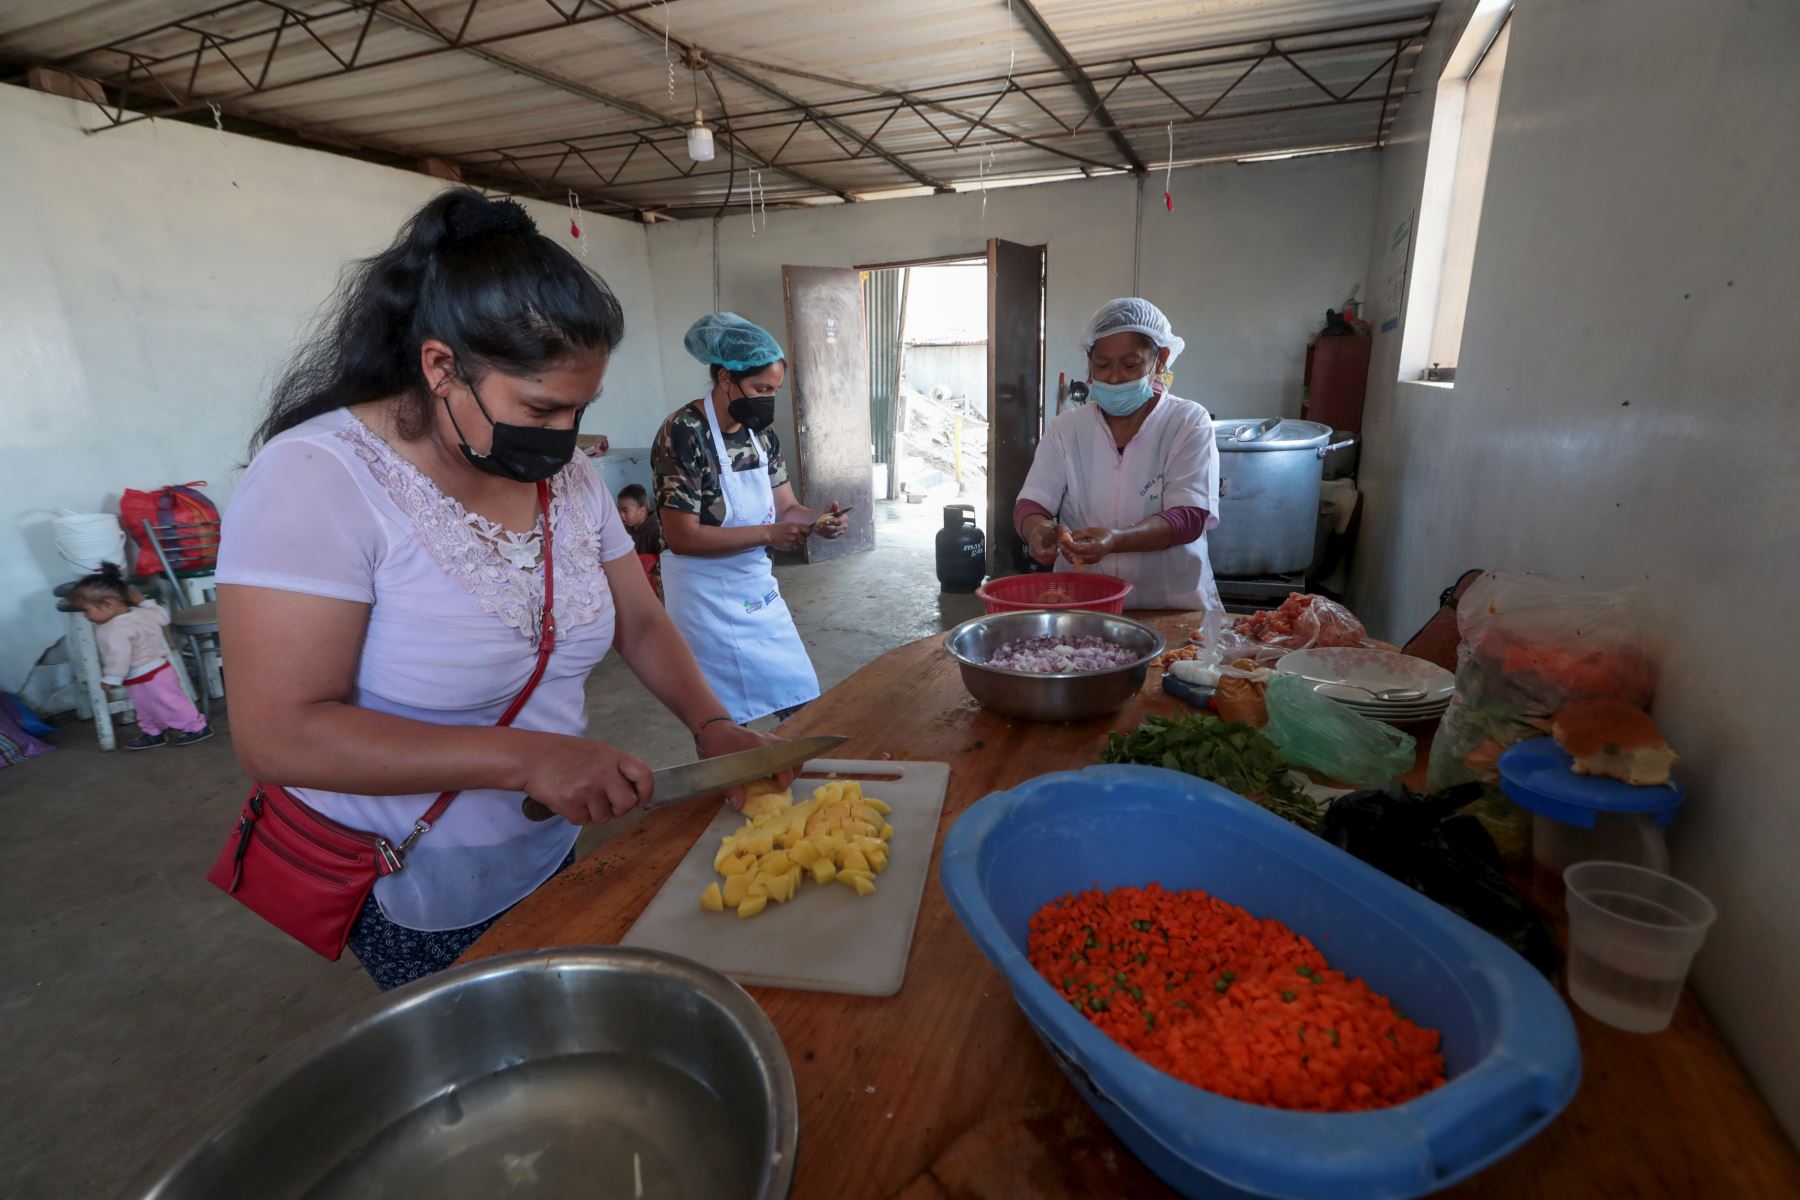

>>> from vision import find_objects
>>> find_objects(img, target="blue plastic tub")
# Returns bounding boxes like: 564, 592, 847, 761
940, 765, 1580, 1199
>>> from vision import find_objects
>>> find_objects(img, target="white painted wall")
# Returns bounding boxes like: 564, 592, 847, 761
1351, 0, 1800, 1136
643, 154, 1378, 470
0, 85, 664, 691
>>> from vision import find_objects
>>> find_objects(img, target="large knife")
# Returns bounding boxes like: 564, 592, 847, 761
520, 735, 848, 821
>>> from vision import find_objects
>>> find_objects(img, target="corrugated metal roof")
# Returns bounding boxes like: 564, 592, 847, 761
0, 0, 1438, 217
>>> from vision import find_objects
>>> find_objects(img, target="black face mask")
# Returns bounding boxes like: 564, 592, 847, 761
727, 386, 777, 433
442, 377, 579, 483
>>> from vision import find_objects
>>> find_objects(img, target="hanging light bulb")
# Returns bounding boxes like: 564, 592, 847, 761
687, 104, 715, 162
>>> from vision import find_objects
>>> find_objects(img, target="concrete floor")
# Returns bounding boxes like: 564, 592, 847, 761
0, 497, 985, 1200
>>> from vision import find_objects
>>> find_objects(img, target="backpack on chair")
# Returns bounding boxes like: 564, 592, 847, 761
121, 482, 221, 577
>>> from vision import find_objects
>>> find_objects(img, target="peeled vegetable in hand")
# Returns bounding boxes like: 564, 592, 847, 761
700, 780, 895, 917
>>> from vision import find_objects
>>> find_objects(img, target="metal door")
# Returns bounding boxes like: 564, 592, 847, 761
782, 265, 874, 563
985, 239, 1046, 577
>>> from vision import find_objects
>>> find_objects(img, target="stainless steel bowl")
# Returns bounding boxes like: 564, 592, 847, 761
944, 610, 1167, 722
124, 949, 798, 1200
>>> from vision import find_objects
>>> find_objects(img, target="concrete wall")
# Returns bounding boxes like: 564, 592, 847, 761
1350, 0, 1800, 1136
903, 342, 987, 414
0, 84, 663, 691
643, 153, 1378, 473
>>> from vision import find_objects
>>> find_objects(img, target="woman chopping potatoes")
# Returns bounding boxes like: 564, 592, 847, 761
212, 191, 788, 990
1015, 298, 1223, 616
654, 314, 848, 725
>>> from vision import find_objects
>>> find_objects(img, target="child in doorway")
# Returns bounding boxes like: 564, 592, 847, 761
71, 563, 211, 750
616, 484, 666, 600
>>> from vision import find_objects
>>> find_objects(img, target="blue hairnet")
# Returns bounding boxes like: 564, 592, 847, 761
1081, 297, 1185, 366
684, 312, 786, 372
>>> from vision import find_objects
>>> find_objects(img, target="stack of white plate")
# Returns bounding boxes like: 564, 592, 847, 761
52, 511, 128, 573
1275, 647, 1455, 727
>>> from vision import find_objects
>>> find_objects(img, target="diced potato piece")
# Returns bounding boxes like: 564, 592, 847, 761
809, 858, 837, 885
738, 895, 768, 919
846, 819, 876, 838
764, 872, 793, 904
812, 783, 843, 806
866, 849, 888, 873
841, 781, 863, 802
848, 873, 876, 897
718, 854, 750, 877
864, 797, 892, 815
759, 850, 791, 876
841, 848, 870, 874
743, 833, 774, 857
723, 874, 751, 907
852, 804, 881, 825
700, 882, 724, 912
748, 875, 770, 898
880, 823, 894, 840
713, 844, 734, 871
790, 840, 819, 868
777, 825, 803, 849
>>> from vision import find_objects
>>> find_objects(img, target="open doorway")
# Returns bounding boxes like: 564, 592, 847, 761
780, 244, 1043, 573
865, 258, 989, 507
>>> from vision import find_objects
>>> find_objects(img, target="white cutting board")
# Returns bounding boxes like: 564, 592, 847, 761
622, 759, 949, 996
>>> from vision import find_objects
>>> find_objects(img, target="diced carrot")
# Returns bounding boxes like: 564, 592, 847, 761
1027, 883, 1446, 1112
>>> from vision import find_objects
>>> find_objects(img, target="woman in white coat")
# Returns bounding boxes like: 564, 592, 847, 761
1015, 298, 1223, 615
652, 314, 847, 725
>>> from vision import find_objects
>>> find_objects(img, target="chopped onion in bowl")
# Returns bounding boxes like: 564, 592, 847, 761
987, 635, 1139, 674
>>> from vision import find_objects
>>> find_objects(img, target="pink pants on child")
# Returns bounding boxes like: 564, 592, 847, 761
126, 663, 206, 736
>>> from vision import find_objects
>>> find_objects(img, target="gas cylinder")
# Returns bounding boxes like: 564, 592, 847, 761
935, 504, 986, 592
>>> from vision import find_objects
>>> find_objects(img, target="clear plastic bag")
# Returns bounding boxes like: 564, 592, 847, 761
1263, 674, 1417, 788
1214, 593, 1392, 669
1428, 571, 1659, 790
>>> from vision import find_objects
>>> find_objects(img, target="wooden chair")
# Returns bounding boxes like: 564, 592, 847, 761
140, 519, 223, 719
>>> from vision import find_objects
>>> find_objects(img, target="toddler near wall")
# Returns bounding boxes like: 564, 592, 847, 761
70, 564, 212, 751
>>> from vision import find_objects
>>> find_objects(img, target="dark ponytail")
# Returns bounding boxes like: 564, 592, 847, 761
71, 562, 133, 607
254, 188, 626, 448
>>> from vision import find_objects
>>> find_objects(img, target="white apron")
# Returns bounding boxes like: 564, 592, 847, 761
661, 401, 820, 724
1019, 394, 1223, 616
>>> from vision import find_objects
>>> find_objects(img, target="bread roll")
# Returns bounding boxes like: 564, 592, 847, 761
1553, 699, 1677, 787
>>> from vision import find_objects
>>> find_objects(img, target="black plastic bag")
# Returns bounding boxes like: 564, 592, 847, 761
1321, 783, 1559, 978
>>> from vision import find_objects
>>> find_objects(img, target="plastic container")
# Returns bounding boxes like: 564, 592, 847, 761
1562, 861, 1716, 1034
1500, 739, 1684, 888
977, 571, 1131, 615
934, 504, 986, 593
940, 765, 1580, 1200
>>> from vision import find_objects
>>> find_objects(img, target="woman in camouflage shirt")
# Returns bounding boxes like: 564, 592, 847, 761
652, 314, 847, 724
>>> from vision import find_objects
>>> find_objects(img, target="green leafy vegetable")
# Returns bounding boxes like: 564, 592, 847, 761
1100, 714, 1321, 830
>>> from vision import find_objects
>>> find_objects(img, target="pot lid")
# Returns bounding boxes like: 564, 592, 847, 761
1498, 738, 1684, 829
1211, 417, 1333, 451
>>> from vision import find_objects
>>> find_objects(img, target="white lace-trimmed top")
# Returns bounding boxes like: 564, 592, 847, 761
215, 408, 633, 930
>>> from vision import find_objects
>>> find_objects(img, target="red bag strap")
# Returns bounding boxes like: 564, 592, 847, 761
390, 479, 556, 864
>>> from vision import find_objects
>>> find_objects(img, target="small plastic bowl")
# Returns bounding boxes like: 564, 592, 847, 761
977, 571, 1132, 614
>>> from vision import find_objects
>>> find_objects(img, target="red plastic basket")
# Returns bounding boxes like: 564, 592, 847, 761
976, 571, 1132, 615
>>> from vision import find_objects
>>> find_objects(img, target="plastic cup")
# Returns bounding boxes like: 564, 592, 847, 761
1563, 861, 1716, 1033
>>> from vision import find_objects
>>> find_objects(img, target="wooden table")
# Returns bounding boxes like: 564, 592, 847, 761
466, 616, 1800, 1199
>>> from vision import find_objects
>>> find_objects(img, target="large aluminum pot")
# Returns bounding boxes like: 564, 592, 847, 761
944, 609, 1166, 722
1208, 417, 1337, 577
123, 949, 798, 1200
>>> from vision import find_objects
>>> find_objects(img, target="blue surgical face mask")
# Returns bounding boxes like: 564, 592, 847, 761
1088, 375, 1155, 417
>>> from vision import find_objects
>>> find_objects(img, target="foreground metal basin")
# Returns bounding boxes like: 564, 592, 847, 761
123, 948, 797, 1200
944, 609, 1167, 722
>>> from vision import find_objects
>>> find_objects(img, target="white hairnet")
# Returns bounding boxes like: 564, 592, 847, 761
1081, 298, 1185, 366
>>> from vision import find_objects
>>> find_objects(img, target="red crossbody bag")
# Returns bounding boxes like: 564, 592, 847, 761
206, 480, 558, 960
